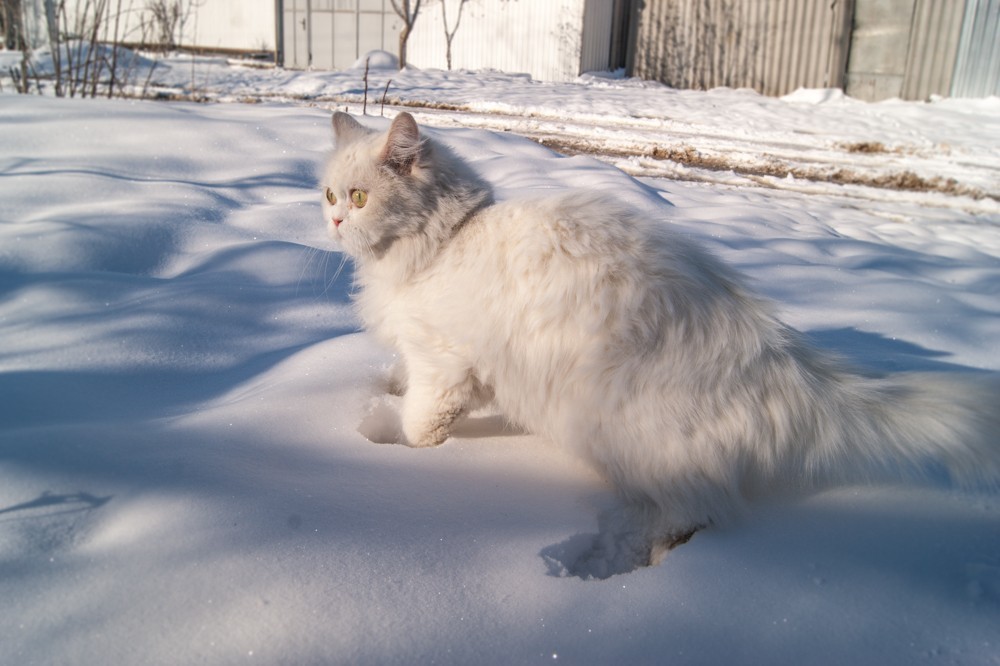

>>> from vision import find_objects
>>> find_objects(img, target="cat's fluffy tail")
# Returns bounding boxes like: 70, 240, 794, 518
811, 370, 1000, 488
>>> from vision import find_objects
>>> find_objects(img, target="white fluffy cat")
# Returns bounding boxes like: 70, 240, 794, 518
321, 111, 999, 573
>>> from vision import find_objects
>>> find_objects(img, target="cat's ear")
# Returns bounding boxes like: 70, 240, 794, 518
331, 111, 368, 145
379, 112, 422, 176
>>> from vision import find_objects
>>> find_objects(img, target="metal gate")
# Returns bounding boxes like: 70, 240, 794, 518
279, 0, 400, 70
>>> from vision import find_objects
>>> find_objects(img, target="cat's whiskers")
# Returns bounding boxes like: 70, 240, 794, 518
321, 251, 350, 298
295, 246, 321, 297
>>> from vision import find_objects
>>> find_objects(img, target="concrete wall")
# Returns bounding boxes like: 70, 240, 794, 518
844, 0, 915, 100
845, 0, 967, 101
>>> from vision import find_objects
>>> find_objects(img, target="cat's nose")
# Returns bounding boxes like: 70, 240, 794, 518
332, 217, 343, 228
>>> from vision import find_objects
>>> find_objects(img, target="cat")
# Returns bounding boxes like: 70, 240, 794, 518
320, 110, 999, 575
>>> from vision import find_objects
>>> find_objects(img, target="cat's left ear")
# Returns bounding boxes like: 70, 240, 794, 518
331, 111, 369, 145
379, 112, 422, 176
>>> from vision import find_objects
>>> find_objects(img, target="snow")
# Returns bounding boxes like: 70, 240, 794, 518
2, 56, 1000, 665
353, 50, 401, 71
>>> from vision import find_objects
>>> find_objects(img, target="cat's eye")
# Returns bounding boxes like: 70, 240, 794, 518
325, 187, 337, 205
351, 189, 368, 208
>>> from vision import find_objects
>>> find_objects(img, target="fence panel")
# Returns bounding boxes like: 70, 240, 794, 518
631, 0, 852, 96
952, 0, 1000, 97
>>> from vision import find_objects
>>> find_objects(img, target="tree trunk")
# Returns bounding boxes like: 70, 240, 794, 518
398, 25, 409, 69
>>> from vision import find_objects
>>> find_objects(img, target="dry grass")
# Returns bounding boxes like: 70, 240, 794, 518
534, 136, 993, 201
839, 141, 889, 154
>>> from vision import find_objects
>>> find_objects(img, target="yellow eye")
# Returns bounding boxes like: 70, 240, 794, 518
325, 187, 337, 205
351, 189, 368, 208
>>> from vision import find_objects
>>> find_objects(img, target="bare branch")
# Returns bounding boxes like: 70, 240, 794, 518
441, 0, 468, 71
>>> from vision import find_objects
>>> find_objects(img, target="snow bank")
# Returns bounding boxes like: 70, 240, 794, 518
1, 92, 998, 665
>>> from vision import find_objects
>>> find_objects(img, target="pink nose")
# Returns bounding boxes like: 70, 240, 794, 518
332, 218, 343, 228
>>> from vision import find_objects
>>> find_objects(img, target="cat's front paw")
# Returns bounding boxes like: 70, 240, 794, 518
401, 405, 463, 448
401, 418, 453, 448
357, 395, 458, 448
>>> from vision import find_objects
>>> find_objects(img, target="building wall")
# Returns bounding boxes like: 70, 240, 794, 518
900, 0, 966, 100
281, 0, 400, 70
21, 0, 997, 98
406, 0, 590, 81
842, 0, 968, 101
631, 0, 997, 101
580, 0, 615, 74
25, 0, 276, 52
179, 0, 276, 52
843, 0, 916, 100
124, 0, 275, 52
951, 0, 1000, 97
630, 0, 852, 96
844, 0, 992, 101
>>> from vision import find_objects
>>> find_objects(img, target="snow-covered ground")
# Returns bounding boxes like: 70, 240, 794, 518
2, 55, 1000, 664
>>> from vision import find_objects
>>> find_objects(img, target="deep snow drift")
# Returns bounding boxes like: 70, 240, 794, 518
1, 83, 999, 665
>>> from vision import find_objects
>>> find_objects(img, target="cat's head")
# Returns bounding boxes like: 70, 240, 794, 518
320, 111, 424, 260
321, 111, 491, 263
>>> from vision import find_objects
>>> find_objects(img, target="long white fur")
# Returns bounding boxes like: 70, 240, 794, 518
321, 111, 1000, 556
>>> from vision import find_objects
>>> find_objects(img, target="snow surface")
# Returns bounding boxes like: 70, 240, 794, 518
2, 60, 1000, 665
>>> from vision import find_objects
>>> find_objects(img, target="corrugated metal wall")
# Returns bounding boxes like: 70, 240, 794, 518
900, 0, 966, 100
630, 0, 853, 96
273, 0, 999, 99
952, 0, 1000, 97
581, 0, 614, 74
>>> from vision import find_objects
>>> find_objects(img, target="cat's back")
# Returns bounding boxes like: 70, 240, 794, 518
428, 191, 678, 350
460, 189, 729, 290
443, 188, 764, 349
463, 190, 651, 272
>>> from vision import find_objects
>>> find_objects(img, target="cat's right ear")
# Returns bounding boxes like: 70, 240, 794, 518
331, 111, 368, 145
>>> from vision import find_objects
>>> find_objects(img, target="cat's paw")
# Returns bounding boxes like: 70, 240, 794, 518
401, 416, 454, 448
400, 403, 463, 448
358, 395, 457, 447
358, 395, 458, 447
